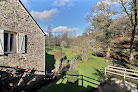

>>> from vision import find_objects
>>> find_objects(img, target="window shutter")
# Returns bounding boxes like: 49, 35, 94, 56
19, 33, 25, 53
0, 30, 4, 55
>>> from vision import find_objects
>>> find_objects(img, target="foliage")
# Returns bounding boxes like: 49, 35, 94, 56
86, 1, 116, 62
66, 68, 79, 83
54, 50, 65, 60
77, 37, 102, 63
60, 41, 67, 48
60, 60, 69, 72
110, 16, 131, 38
53, 50, 65, 74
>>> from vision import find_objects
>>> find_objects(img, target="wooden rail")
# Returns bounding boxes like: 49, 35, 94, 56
105, 65, 138, 80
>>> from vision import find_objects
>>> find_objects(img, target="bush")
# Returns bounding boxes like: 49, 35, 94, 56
66, 68, 79, 83
52, 50, 65, 76
54, 50, 65, 60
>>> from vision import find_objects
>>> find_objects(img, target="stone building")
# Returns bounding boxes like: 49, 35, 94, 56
0, 0, 46, 75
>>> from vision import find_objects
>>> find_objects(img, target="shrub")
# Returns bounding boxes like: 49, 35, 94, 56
54, 50, 65, 61
52, 50, 65, 76
66, 68, 79, 83
60, 41, 67, 48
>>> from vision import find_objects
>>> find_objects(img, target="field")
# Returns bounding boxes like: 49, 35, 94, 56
44, 46, 110, 92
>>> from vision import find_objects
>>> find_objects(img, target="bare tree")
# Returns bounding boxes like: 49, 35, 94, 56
110, 0, 137, 63
71, 34, 102, 64
47, 25, 52, 48
87, 1, 116, 62
60, 41, 67, 49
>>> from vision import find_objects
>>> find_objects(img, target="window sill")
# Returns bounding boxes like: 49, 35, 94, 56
4, 51, 16, 54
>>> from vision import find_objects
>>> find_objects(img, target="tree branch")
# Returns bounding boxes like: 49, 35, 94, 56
120, 0, 134, 26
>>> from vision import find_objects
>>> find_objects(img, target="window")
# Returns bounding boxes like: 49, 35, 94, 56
4, 32, 16, 53
0, 30, 26, 55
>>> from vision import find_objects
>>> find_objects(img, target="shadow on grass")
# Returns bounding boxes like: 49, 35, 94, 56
46, 53, 55, 72
42, 81, 96, 92
92, 68, 105, 80
42, 77, 97, 92
43, 74, 100, 92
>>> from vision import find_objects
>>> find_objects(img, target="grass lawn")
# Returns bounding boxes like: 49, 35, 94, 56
44, 47, 110, 92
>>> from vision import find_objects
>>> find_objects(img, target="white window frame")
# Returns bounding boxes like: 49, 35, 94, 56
4, 32, 16, 54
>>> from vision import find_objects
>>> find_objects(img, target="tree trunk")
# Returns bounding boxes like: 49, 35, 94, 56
106, 47, 111, 62
129, 26, 136, 64
129, 0, 137, 64
129, 51, 134, 64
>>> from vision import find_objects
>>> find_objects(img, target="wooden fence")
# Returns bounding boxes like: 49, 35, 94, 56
105, 65, 138, 80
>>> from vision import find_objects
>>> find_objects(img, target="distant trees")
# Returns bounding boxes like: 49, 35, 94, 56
46, 27, 74, 48
110, 16, 131, 39
60, 41, 67, 49
47, 25, 54, 48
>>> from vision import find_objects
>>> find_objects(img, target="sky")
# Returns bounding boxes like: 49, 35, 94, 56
20, 0, 99, 35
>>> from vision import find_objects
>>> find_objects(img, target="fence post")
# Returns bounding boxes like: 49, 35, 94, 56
82, 75, 83, 87
124, 69, 126, 80
105, 67, 106, 75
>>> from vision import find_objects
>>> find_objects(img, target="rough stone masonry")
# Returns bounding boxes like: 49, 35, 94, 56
0, 0, 45, 75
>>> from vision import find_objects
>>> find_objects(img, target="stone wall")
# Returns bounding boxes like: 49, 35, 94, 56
0, 0, 45, 73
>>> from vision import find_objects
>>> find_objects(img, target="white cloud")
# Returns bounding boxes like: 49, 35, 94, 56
45, 32, 48, 35
30, 8, 59, 21
96, 0, 116, 5
52, 26, 78, 33
52, 0, 73, 7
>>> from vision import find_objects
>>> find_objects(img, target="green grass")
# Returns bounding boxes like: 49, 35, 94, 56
44, 47, 110, 92
46, 46, 62, 52
62, 48, 78, 61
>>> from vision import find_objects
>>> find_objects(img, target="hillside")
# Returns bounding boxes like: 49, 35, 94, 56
114, 30, 138, 51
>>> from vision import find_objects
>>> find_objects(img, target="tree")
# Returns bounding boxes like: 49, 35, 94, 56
60, 41, 67, 49
110, 0, 137, 63
47, 25, 54, 47
87, 1, 116, 62
76, 37, 102, 63
52, 50, 65, 75
110, 15, 131, 39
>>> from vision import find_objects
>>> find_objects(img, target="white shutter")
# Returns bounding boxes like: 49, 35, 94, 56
0, 30, 4, 55
19, 33, 25, 53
